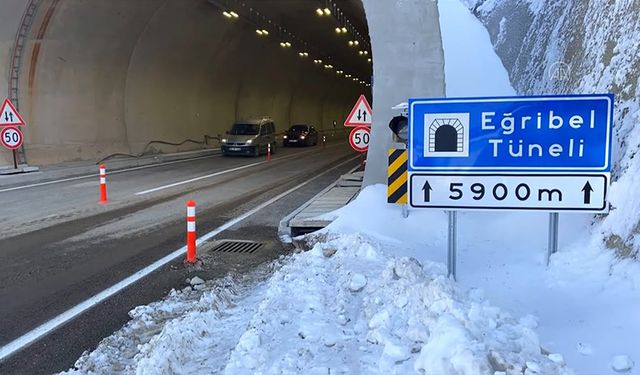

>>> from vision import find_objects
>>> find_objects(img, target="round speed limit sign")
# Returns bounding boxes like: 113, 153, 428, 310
1, 126, 23, 150
349, 126, 370, 152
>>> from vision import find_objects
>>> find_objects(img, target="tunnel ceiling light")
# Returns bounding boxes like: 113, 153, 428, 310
324, 64, 333, 69
367, 58, 372, 63
229, 11, 239, 18
316, 8, 324, 16
345, 74, 352, 78
341, 27, 347, 33
223, 11, 232, 18
335, 27, 342, 34
299, 52, 309, 57
337, 70, 344, 74
314, 59, 323, 64
280, 41, 292, 48
256, 29, 269, 36
358, 51, 364, 55
323, 7, 331, 15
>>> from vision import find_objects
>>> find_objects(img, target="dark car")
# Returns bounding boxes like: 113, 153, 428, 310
283, 124, 318, 146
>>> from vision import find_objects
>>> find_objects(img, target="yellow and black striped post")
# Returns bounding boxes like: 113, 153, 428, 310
387, 148, 408, 204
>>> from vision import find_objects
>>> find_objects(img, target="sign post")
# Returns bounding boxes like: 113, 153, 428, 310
407, 94, 614, 279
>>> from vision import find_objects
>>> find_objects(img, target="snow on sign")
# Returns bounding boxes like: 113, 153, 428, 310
0, 98, 25, 126
344, 95, 372, 127
1, 126, 23, 150
408, 94, 614, 212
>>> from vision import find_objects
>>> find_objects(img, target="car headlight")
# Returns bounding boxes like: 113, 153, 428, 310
246, 139, 253, 145
221, 138, 227, 144
283, 135, 288, 139
300, 136, 306, 140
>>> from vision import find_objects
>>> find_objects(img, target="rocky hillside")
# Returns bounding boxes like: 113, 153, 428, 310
462, 0, 640, 257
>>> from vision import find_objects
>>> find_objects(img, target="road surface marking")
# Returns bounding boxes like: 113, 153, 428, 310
0, 156, 358, 362
134, 145, 342, 195
0, 153, 220, 193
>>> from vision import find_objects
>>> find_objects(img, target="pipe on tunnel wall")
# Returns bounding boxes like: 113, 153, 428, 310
3, 0, 363, 166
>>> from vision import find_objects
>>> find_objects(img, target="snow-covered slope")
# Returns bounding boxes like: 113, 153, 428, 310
463, 0, 640, 257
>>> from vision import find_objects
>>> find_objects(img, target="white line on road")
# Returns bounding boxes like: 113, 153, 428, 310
0, 155, 358, 363
0, 153, 221, 193
135, 161, 265, 195
134, 145, 343, 195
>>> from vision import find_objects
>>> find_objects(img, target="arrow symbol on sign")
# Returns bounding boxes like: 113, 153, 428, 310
357, 109, 362, 121
582, 181, 593, 204
422, 180, 432, 202
4, 112, 8, 122
362, 111, 367, 122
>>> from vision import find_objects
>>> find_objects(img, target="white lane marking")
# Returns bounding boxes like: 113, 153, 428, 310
0, 153, 221, 193
0, 155, 358, 362
134, 145, 343, 196
135, 161, 265, 195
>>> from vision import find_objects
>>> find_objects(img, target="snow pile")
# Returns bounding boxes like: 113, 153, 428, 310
466, 0, 640, 256
62, 272, 271, 375
64, 232, 573, 374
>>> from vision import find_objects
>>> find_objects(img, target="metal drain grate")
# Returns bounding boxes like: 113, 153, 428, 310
211, 240, 264, 254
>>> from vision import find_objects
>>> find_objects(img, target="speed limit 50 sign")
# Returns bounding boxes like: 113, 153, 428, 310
1, 126, 23, 150
349, 126, 370, 153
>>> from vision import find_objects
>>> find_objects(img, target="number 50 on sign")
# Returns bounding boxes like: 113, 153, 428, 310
349, 126, 370, 152
1, 126, 23, 150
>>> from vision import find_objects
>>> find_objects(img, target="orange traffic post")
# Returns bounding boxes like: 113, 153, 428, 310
267, 143, 272, 161
99, 164, 108, 203
186, 200, 197, 263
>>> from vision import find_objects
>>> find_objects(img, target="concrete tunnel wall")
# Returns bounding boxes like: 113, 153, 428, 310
0, 0, 365, 166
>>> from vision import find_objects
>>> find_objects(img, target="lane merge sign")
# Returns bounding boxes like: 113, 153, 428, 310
349, 126, 370, 152
407, 94, 613, 212
345, 94, 372, 127
1, 126, 23, 150
0, 98, 25, 126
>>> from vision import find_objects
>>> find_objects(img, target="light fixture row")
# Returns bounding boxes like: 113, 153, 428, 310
218, 2, 366, 86
223, 10, 239, 19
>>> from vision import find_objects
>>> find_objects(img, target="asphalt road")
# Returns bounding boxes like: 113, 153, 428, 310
0, 141, 360, 374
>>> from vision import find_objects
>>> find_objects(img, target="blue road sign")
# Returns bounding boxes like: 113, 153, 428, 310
408, 94, 613, 172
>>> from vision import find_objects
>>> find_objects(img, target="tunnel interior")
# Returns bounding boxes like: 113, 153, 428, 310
14, 0, 371, 164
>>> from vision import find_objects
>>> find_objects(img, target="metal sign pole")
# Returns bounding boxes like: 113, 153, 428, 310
547, 212, 559, 265
447, 211, 457, 280
12, 149, 18, 169
402, 204, 408, 218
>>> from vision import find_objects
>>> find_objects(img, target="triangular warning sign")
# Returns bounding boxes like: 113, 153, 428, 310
0, 99, 25, 126
344, 94, 372, 127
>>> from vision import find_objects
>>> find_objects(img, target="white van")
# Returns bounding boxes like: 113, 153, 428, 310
221, 117, 277, 157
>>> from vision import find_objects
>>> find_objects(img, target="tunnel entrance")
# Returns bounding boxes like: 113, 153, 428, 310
9, 0, 371, 165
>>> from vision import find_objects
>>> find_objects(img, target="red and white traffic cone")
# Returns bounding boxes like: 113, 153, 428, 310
267, 143, 272, 161
99, 164, 108, 203
186, 200, 197, 263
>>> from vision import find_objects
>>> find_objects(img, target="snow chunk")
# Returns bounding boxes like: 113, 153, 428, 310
576, 342, 593, 356
349, 273, 368, 292
189, 276, 204, 286
548, 353, 565, 365
611, 355, 634, 372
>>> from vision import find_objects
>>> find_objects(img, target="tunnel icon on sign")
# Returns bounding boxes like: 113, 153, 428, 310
423, 113, 470, 158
